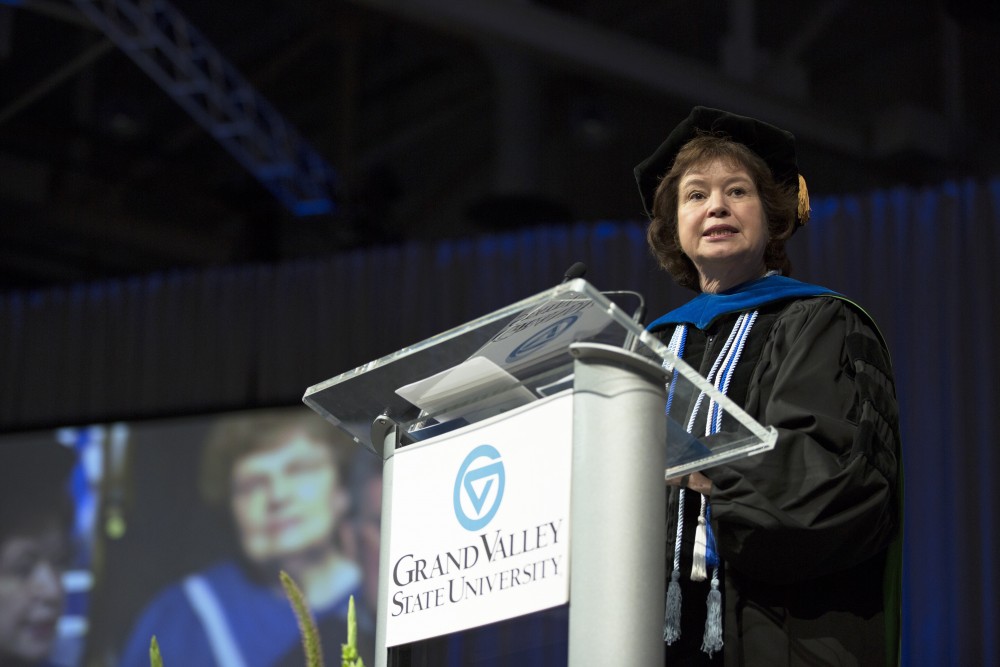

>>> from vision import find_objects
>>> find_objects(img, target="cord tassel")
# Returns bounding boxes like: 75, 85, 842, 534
664, 484, 686, 645
663, 569, 683, 643
691, 514, 708, 581
665, 313, 755, 659
701, 575, 723, 657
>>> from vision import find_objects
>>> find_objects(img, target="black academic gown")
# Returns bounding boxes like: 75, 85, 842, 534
649, 277, 902, 667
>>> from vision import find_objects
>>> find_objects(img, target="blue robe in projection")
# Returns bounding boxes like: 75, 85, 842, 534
118, 559, 360, 667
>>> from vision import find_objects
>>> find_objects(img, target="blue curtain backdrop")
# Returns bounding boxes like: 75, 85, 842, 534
2, 177, 997, 666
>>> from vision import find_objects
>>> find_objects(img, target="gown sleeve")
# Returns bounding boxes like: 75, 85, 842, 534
706, 297, 901, 584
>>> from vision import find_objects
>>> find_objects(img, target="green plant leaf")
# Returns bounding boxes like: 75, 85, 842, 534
280, 570, 325, 667
341, 595, 365, 667
149, 635, 164, 667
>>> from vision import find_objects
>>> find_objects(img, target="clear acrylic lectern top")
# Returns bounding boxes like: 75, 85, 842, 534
302, 278, 776, 477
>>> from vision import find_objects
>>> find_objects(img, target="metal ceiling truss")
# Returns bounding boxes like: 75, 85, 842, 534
70, 0, 338, 216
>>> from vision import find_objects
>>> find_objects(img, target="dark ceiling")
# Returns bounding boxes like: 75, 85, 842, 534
1, 0, 998, 292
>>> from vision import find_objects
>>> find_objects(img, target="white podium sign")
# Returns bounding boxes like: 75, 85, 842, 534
385, 392, 573, 647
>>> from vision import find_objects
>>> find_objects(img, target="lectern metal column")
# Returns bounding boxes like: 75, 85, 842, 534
568, 343, 667, 667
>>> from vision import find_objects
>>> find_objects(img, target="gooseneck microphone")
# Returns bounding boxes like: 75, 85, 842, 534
559, 262, 646, 351
562, 261, 588, 283
602, 290, 646, 353
603, 290, 647, 329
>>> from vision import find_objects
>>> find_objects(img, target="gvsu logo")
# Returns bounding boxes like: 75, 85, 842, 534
506, 315, 578, 363
453, 445, 506, 531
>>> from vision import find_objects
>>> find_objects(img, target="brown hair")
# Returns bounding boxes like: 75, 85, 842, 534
645, 133, 799, 291
198, 409, 346, 509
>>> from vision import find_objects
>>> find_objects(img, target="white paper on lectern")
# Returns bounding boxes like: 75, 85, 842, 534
394, 356, 536, 422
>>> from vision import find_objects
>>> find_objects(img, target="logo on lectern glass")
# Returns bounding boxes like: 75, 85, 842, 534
453, 445, 506, 531
505, 315, 578, 363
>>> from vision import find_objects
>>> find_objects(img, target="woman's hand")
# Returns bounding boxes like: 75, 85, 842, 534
666, 471, 713, 496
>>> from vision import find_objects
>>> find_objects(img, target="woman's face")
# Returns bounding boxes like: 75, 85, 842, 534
0, 524, 66, 663
676, 159, 768, 293
230, 432, 344, 565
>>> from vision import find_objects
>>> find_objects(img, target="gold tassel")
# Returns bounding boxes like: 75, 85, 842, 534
797, 174, 811, 225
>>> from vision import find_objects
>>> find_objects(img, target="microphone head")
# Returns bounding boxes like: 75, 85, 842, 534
562, 261, 588, 282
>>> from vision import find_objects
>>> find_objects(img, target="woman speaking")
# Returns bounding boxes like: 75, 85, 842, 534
636, 107, 903, 666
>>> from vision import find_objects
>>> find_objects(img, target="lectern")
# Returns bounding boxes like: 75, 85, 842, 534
303, 279, 775, 667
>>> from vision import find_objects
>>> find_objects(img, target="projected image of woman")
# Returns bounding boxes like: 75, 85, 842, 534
118, 411, 362, 667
